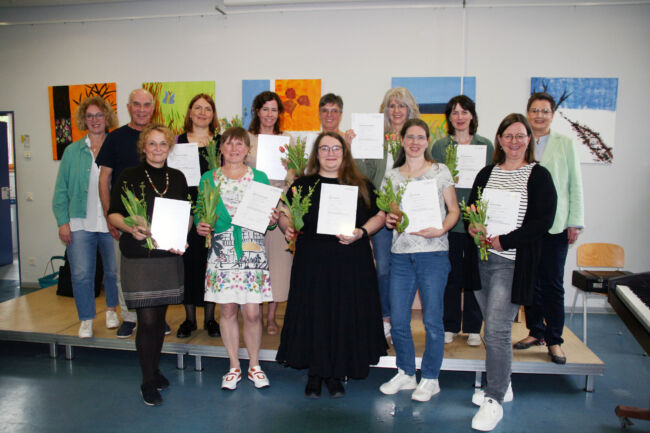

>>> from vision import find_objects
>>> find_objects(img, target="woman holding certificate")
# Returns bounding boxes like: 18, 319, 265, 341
196, 127, 278, 391
466, 114, 556, 431
107, 124, 189, 407
431, 95, 494, 347
247, 90, 293, 336
379, 118, 459, 403
276, 132, 387, 399
356, 87, 421, 342
175, 93, 221, 339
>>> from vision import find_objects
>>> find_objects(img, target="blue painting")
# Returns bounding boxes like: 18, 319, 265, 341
531, 77, 619, 164
242, 80, 271, 130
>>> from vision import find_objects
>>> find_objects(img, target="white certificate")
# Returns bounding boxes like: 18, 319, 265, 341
232, 181, 282, 233
150, 197, 191, 252
455, 145, 487, 189
482, 188, 522, 237
401, 179, 443, 232
350, 113, 384, 159
316, 183, 358, 236
256, 134, 290, 181
167, 142, 201, 187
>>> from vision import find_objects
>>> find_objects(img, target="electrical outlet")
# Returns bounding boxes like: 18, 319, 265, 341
28, 257, 36, 265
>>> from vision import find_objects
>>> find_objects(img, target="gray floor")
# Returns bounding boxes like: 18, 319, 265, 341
0, 293, 648, 432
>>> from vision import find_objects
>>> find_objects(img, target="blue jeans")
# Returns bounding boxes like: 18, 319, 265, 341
390, 251, 449, 379
68, 230, 118, 321
372, 226, 392, 318
475, 254, 520, 403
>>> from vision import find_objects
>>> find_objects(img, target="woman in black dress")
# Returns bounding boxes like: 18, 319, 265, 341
175, 93, 221, 339
108, 124, 190, 406
276, 132, 387, 398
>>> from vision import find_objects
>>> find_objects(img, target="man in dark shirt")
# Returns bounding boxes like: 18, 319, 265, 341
96, 88, 154, 338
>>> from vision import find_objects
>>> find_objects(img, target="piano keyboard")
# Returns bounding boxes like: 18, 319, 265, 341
616, 285, 650, 334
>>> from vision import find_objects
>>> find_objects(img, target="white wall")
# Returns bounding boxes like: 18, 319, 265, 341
0, 1, 648, 310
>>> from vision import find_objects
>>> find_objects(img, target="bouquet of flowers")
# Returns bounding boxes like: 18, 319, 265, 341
384, 133, 401, 161
121, 183, 154, 250
445, 136, 460, 183
203, 137, 221, 171
280, 137, 308, 182
219, 113, 244, 130
460, 187, 490, 261
194, 177, 222, 248
280, 181, 318, 254
376, 178, 409, 233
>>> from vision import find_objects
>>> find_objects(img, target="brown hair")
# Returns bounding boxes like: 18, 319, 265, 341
306, 132, 371, 208
136, 123, 176, 158
492, 113, 536, 164
248, 91, 284, 135
74, 96, 117, 131
220, 126, 250, 149
183, 93, 220, 135
392, 118, 435, 168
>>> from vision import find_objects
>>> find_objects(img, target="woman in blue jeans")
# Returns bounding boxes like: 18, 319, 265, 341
379, 118, 459, 402
466, 113, 556, 431
52, 96, 119, 339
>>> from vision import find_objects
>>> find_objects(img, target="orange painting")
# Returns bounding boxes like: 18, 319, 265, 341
275, 79, 321, 131
48, 83, 117, 160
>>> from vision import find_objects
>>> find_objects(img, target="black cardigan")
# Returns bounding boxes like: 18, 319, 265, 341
466, 164, 557, 305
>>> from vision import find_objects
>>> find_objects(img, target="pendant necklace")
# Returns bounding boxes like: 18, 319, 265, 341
144, 169, 169, 197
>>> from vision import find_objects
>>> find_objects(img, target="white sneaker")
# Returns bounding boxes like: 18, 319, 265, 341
472, 382, 514, 406
106, 311, 119, 329
472, 398, 503, 431
411, 378, 440, 402
379, 369, 417, 395
221, 368, 242, 390
383, 321, 392, 340
247, 365, 270, 389
467, 333, 482, 346
78, 320, 93, 338
444, 332, 457, 344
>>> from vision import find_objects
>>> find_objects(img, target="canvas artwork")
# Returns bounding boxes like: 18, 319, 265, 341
275, 79, 321, 132
242, 80, 272, 130
392, 76, 476, 142
142, 81, 215, 136
48, 82, 117, 160
530, 77, 619, 164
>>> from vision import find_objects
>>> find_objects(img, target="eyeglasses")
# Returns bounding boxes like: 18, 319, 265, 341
500, 134, 528, 142
318, 145, 343, 154
85, 113, 105, 120
529, 108, 553, 116
320, 108, 341, 115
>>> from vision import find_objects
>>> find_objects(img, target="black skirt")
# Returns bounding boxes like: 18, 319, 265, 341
121, 255, 184, 309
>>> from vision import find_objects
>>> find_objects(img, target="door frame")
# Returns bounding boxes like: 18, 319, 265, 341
0, 111, 20, 282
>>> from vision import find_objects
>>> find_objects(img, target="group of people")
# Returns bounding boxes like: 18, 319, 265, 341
52, 85, 583, 432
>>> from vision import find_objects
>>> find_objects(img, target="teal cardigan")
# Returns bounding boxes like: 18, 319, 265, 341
540, 131, 584, 234
355, 146, 389, 191
195, 167, 270, 260
52, 136, 94, 227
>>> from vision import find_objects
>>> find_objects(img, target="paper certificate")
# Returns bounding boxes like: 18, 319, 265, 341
167, 142, 201, 186
455, 145, 487, 189
401, 179, 443, 232
316, 183, 358, 236
151, 197, 191, 252
482, 188, 522, 237
232, 181, 282, 233
350, 113, 384, 159
256, 134, 291, 181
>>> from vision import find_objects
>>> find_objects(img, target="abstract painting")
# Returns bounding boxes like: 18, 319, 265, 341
242, 80, 271, 130
531, 77, 618, 164
275, 79, 321, 132
142, 81, 214, 136
392, 76, 476, 141
48, 82, 117, 160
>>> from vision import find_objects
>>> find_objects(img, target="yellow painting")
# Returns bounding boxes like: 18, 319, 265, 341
275, 79, 321, 131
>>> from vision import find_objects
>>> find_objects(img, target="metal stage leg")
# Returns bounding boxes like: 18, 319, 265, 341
474, 371, 482, 388
195, 355, 203, 371
49, 343, 57, 358
176, 353, 185, 370
584, 375, 595, 392
65, 345, 74, 360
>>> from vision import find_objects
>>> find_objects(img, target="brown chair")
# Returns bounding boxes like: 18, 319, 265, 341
570, 242, 626, 344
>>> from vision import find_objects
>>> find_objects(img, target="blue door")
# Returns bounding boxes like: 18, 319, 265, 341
0, 120, 12, 265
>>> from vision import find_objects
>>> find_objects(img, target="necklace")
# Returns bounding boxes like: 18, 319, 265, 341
144, 169, 169, 197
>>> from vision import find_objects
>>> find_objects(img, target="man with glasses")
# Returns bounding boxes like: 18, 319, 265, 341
513, 92, 584, 365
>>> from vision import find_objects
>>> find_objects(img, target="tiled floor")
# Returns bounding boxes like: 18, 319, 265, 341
0, 298, 648, 432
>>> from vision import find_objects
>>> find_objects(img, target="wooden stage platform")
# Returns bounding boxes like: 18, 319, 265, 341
0, 287, 605, 391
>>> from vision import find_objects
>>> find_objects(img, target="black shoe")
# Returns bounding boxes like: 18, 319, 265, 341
548, 345, 567, 365
324, 377, 345, 398
153, 370, 170, 390
305, 375, 322, 398
176, 320, 197, 338
141, 382, 163, 406
205, 320, 221, 338
513, 337, 545, 350
164, 322, 172, 335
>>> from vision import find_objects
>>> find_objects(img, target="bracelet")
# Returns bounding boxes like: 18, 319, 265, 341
359, 227, 368, 238
267, 223, 278, 231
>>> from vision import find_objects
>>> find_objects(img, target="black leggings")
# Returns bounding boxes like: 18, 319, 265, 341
135, 305, 168, 384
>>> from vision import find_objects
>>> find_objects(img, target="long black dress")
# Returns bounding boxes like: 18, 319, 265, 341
276, 174, 387, 379
177, 132, 220, 306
